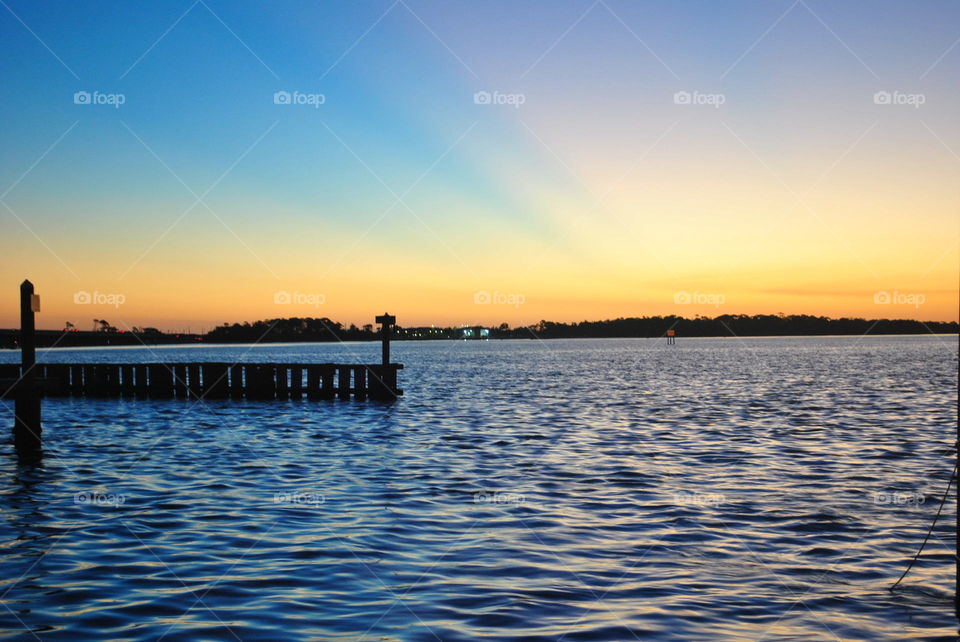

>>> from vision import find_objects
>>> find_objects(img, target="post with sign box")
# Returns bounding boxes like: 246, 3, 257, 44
376, 313, 395, 365
371, 313, 401, 400
14, 280, 41, 456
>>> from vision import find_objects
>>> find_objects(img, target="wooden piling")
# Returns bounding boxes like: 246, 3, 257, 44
118, 365, 132, 395
13, 280, 41, 455
305, 365, 320, 400
290, 366, 303, 399
376, 313, 396, 366
228, 365, 242, 398
318, 365, 334, 399
66, 365, 78, 394
202, 364, 227, 398
337, 366, 351, 400
185, 364, 200, 399
44, 364, 68, 396
276, 365, 290, 399
248, 364, 275, 400
149, 364, 173, 397
134, 365, 148, 396
354, 366, 367, 400
91, 365, 111, 396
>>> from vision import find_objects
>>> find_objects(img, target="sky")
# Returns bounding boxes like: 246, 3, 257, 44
0, 0, 957, 331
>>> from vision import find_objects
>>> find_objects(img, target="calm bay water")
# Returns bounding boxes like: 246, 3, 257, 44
0, 336, 957, 641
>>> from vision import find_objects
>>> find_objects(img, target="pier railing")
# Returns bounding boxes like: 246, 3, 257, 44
0, 362, 402, 401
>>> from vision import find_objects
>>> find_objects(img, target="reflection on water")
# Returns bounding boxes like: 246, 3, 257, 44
0, 336, 957, 640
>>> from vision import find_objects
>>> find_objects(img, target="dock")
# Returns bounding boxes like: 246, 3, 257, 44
7, 282, 404, 457
0, 362, 402, 401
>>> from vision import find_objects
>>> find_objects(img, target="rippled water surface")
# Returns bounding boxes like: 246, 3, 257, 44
1, 336, 957, 640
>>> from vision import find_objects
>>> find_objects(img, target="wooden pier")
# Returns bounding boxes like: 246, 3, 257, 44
1, 362, 402, 401
6, 282, 403, 457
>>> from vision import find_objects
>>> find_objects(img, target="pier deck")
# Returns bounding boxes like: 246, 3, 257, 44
0, 362, 402, 401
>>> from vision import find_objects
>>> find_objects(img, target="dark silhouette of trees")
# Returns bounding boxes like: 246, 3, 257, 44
205, 317, 379, 343
203, 314, 957, 343
92, 319, 117, 333
487, 314, 958, 339
5, 314, 955, 350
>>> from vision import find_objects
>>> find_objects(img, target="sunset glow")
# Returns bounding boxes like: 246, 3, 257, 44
1, 1, 957, 329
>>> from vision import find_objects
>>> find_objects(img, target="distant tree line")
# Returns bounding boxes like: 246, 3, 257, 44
2, 313, 956, 349
204, 313, 958, 343
491, 314, 959, 339
205, 318, 376, 343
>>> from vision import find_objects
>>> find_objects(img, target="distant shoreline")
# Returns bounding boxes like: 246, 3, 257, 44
0, 333, 957, 353
1, 312, 958, 351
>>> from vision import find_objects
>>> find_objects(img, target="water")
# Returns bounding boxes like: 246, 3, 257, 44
1, 336, 957, 640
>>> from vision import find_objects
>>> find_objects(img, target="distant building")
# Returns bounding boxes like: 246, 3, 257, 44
396, 326, 452, 340
462, 326, 490, 340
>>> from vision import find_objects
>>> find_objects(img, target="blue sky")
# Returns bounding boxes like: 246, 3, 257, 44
1, 1, 958, 328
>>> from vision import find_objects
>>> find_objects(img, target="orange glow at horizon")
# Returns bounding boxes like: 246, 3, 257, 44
2, 129, 957, 331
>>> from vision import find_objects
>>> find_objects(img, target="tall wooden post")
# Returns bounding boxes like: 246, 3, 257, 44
370, 313, 399, 401
14, 280, 41, 455
376, 313, 396, 365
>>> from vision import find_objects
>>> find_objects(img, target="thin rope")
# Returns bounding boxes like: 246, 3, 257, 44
890, 463, 957, 592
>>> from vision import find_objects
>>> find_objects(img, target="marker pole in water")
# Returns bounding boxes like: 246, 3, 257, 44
666, 329, 676, 345
14, 279, 42, 456
376, 313, 396, 365
372, 313, 399, 400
